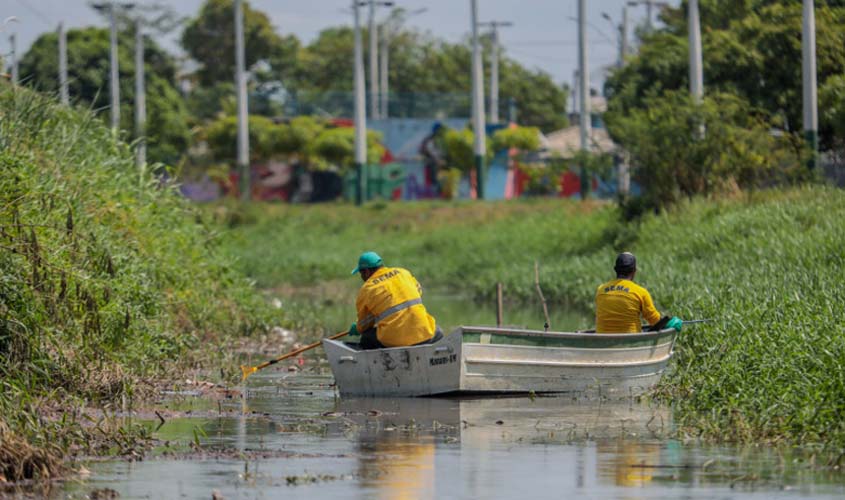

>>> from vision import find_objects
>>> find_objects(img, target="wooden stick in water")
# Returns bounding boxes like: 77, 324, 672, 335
534, 260, 551, 332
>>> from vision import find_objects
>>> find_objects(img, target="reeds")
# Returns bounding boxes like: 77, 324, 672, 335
222, 187, 845, 446
0, 84, 274, 481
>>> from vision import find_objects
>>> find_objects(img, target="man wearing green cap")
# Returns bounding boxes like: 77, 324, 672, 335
349, 251, 441, 349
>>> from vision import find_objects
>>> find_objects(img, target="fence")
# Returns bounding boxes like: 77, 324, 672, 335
281, 91, 473, 119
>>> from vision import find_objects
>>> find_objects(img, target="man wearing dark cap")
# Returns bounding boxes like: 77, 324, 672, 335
595, 252, 682, 334
348, 251, 441, 349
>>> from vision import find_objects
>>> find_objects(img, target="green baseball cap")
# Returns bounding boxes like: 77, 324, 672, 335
351, 251, 384, 275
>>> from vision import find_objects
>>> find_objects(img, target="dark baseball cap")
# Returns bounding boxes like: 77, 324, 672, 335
614, 252, 637, 274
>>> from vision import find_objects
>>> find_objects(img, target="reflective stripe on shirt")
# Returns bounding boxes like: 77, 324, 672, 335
374, 297, 423, 324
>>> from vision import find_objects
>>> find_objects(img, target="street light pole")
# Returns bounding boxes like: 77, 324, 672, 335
379, 26, 388, 118
489, 26, 499, 124
9, 33, 17, 84
109, 2, 119, 131
470, 0, 486, 200
368, 1, 378, 119
134, 18, 146, 168
578, 0, 590, 199
479, 21, 513, 124
367, 0, 394, 120
58, 23, 69, 104
234, 0, 250, 200
379, 7, 425, 119
688, 0, 703, 102
354, 0, 368, 205
621, 6, 629, 63
802, 0, 818, 171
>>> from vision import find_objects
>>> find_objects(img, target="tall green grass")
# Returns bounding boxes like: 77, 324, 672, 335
222, 188, 845, 448
0, 84, 274, 481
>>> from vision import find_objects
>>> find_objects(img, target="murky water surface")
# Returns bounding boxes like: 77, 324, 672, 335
56, 293, 845, 499
60, 371, 845, 500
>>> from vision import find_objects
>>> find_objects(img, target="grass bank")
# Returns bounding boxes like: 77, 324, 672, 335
220, 187, 845, 450
0, 84, 274, 483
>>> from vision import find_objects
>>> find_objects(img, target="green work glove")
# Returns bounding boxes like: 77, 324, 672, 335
666, 316, 683, 332
348, 322, 359, 336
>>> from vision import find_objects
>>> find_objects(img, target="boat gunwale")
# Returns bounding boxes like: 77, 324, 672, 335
459, 326, 677, 340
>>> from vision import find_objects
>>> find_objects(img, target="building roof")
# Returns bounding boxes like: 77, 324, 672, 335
541, 126, 616, 158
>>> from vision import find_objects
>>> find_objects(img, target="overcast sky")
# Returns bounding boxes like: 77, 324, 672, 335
1, 0, 679, 89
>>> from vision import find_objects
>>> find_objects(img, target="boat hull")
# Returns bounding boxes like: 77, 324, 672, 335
323, 326, 677, 398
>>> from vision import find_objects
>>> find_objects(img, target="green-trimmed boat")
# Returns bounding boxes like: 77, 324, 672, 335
323, 326, 678, 398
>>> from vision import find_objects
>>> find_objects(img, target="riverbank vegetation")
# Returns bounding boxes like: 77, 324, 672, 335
220, 186, 845, 451
0, 84, 274, 483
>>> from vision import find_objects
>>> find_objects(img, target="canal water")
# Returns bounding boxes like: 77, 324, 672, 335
60, 372, 845, 500
56, 293, 845, 499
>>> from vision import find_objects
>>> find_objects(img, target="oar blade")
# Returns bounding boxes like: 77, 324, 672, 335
240, 364, 258, 382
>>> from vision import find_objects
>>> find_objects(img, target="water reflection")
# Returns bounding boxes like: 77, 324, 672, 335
61, 375, 845, 500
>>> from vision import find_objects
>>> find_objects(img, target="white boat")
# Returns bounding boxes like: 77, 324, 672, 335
323, 325, 678, 398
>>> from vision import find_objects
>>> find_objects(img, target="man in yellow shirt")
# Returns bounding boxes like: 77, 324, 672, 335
349, 251, 441, 349
595, 252, 682, 334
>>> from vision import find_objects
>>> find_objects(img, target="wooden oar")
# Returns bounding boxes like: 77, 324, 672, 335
240, 331, 349, 382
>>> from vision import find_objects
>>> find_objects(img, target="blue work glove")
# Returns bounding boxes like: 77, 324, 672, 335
666, 316, 683, 332
348, 322, 359, 336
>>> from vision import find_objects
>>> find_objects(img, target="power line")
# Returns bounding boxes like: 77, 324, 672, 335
14, 0, 53, 26
510, 39, 615, 47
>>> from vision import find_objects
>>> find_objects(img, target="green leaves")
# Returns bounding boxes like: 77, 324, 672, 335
606, 91, 799, 210
18, 26, 190, 168
181, 0, 297, 87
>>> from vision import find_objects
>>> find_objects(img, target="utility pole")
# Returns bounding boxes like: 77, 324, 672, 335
688, 0, 703, 102
134, 18, 146, 168
9, 33, 17, 84
577, 0, 590, 199
602, 11, 624, 68
367, 1, 393, 120
234, 0, 250, 200
58, 23, 69, 104
92, 2, 134, 130
109, 3, 119, 131
378, 7, 425, 119
479, 21, 513, 124
353, 0, 368, 205
628, 0, 667, 33
379, 26, 388, 118
368, 1, 378, 119
470, 0, 486, 200
802, 0, 818, 171
621, 6, 629, 63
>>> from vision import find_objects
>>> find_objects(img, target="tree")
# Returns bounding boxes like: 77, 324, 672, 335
309, 127, 385, 170
606, 91, 801, 210
605, 1, 845, 150
181, 0, 299, 87
18, 27, 190, 166
204, 114, 277, 162
288, 23, 568, 131
491, 126, 541, 152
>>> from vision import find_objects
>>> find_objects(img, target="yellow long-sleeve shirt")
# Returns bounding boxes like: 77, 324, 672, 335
356, 267, 437, 347
595, 278, 661, 333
